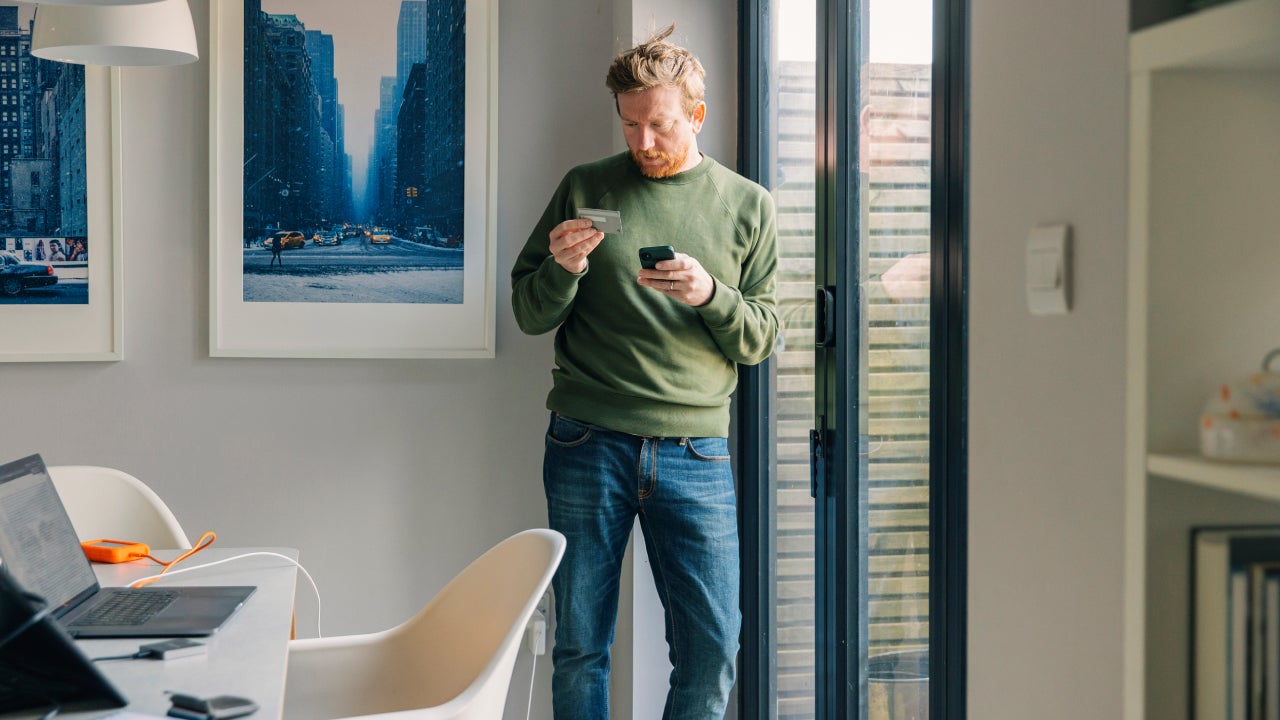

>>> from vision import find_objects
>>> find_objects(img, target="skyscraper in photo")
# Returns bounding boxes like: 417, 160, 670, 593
0, 7, 84, 237
394, 1, 429, 102
305, 29, 348, 223
393, 0, 465, 239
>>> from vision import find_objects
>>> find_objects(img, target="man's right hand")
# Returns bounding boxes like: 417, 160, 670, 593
549, 218, 604, 274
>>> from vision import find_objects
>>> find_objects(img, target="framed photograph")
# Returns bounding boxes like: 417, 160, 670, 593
210, 0, 497, 358
0, 59, 122, 363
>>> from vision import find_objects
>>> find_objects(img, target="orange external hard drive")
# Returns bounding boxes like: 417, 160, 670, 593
81, 539, 150, 563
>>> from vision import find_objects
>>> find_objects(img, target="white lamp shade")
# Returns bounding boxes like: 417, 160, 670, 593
31, 0, 199, 66
35, 1, 167, 5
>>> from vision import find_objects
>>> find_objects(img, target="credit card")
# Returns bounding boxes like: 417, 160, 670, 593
577, 208, 622, 235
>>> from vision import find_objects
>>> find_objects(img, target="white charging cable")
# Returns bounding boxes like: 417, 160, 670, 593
525, 651, 538, 720
524, 603, 550, 720
128, 551, 323, 638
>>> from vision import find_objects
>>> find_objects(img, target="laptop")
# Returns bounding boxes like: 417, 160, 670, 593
0, 564, 126, 715
0, 454, 255, 638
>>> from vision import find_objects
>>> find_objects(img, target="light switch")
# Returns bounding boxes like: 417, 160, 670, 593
1026, 224, 1071, 315
1028, 249, 1060, 289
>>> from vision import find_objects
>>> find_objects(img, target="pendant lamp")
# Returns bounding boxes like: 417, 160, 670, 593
31, 0, 199, 66
34, 1, 167, 5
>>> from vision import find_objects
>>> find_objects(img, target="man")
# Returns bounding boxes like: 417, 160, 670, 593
269, 234, 283, 268
511, 25, 779, 720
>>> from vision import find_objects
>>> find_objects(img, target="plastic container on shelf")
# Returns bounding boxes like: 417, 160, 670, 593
1200, 348, 1280, 464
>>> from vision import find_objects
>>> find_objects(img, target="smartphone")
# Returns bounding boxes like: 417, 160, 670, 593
638, 245, 676, 270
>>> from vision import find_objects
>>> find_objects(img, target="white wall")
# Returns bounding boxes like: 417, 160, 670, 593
0, 0, 734, 718
967, 0, 1130, 718
0, 0, 1137, 717
2, 0, 609, 717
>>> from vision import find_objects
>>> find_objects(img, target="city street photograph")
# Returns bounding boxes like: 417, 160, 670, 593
243, 0, 466, 304
0, 4, 89, 306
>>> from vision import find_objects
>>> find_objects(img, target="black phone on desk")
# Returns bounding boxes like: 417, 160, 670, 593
167, 692, 259, 720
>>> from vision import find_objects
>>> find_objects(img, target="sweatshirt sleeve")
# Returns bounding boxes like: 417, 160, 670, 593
511, 176, 586, 335
695, 190, 780, 366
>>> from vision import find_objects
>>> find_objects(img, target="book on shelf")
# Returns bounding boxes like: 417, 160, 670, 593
1250, 563, 1280, 720
1266, 574, 1280, 720
1192, 526, 1280, 720
1233, 568, 1248, 720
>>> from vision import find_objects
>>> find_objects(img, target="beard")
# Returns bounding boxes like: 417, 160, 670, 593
631, 145, 690, 179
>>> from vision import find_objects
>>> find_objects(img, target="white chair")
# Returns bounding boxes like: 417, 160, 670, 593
46, 465, 192, 550
283, 528, 566, 720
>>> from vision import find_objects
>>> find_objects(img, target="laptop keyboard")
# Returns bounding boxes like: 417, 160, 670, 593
69, 590, 177, 627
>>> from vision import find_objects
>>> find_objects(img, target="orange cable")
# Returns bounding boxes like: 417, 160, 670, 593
134, 531, 216, 586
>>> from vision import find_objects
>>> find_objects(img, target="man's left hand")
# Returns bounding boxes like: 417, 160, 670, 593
638, 252, 715, 307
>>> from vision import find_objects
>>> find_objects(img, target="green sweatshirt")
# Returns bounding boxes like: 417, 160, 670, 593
511, 152, 779, 438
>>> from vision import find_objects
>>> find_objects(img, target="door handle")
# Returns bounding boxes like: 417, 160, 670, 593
815, 286, 835, 347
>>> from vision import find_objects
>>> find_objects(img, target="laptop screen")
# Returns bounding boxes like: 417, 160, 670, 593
0, 455, 100, 618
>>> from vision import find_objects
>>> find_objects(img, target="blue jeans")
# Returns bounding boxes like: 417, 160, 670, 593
543, 413, 741, 720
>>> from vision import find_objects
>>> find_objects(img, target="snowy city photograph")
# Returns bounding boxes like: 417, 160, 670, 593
0, 4, 90, 305
242, 0, 466, 304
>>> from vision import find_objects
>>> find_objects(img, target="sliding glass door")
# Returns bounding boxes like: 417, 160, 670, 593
738, 0, 965, 717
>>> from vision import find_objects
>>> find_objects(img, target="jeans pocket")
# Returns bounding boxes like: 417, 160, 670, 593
685, 437, 730, 462
546, 413, 593, 448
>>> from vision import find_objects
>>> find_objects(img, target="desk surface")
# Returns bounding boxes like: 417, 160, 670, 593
49, 547, 298, 720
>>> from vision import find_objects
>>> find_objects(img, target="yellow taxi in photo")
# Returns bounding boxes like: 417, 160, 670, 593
262, 230, 306, 250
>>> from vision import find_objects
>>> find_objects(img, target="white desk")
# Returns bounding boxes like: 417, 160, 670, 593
56, 547, 299, 719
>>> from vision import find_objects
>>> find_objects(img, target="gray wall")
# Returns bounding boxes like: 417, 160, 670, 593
0, 0, 1135, 717
0, 0, 732, 718
968, 0, 1129, 718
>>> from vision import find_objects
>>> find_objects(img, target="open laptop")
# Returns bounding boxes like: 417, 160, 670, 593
0, 454, 255, 638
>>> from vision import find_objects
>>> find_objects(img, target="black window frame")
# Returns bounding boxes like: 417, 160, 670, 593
735, 0, 968, 716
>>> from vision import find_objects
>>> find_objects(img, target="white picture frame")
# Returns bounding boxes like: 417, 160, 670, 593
209, 0, 497, 358
0, 67, 123, 363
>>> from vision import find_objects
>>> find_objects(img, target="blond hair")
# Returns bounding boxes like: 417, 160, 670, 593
605, 24, 705, 116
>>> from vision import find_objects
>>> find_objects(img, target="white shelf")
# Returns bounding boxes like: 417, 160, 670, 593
1148, 452, 1280, 502
1131, 0, 1280, 72
1128, 4, 1280, 717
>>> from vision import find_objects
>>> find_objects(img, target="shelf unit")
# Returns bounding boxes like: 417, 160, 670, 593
1125, 1, 1280, 719
1148, 453, 1280, 502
